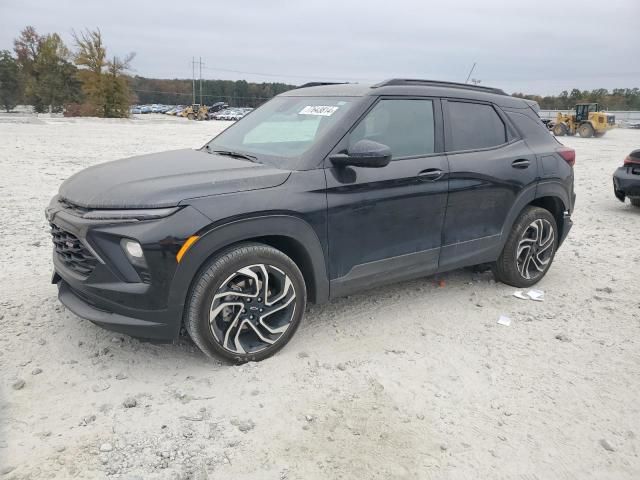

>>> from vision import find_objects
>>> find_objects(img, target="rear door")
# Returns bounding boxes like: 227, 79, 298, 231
326, 97, 449, 296
439, 99, 538, 271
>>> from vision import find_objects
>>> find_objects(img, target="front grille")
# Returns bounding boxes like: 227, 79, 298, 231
50, 223, 98, 277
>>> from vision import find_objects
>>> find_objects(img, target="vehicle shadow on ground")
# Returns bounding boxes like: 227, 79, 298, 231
119, 266, 496, 363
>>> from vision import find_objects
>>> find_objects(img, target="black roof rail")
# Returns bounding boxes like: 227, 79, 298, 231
296, 82, 350, 89
372, 79, 506, 96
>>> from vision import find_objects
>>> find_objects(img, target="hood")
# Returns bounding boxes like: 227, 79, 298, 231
58, 149, 291, 209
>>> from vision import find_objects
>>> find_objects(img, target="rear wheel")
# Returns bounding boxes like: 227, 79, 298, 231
493, 207, 558, 287
552, 123, 567, 136
187, 113, 195, 120
185, 243, 307, 363
579, 123, 594, 138
630, 198, 640, 208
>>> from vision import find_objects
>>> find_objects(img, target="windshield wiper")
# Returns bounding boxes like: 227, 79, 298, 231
205, 145, 258, 162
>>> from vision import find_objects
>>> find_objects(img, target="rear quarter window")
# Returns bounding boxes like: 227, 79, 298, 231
447, 101, 507, 151
506, 110, 557, 145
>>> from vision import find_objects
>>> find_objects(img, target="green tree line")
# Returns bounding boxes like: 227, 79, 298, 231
513, 88, 640, 110
0, 26, 133, 116
129, 77, 295, 108
0, 26, 294, 114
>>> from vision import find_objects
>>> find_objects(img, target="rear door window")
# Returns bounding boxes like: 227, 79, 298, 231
447, 101, 507, 151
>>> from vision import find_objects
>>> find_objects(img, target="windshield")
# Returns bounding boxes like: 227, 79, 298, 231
204, 96, 356, 168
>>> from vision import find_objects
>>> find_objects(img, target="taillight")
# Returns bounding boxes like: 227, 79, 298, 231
624, 150, 640, 166
556, 147, 575, 167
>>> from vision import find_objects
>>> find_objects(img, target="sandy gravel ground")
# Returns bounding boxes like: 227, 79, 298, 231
1, 114, 639, 479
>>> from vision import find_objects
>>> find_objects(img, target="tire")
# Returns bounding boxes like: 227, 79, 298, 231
185, 243, 307, 363
630, 198, 640, 208
492, 206, 558, 288
552, 123, 566, 136
579, 123, 594, 138
187, 113, 195, 120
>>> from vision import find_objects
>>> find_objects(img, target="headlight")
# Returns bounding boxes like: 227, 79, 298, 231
82, 207, 180, 221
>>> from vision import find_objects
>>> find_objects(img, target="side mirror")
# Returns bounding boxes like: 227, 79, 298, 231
330, 139, 391, 168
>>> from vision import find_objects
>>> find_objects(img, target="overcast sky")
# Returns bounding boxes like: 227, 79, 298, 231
1, 0, 638, 95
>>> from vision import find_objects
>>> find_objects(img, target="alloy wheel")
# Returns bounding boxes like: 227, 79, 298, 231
515, 219, 555, 280
209, 264, 297, 355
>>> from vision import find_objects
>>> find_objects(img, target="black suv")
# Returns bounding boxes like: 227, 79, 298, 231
47, 79, 576, 362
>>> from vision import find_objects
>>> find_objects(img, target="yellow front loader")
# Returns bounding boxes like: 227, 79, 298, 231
181, 104, 209, 121
552, 103, 615, 138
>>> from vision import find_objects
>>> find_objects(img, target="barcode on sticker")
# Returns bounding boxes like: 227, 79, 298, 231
299, 106, 339, 116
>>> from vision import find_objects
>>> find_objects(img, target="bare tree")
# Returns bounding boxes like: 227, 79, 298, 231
73, 29, 134, 117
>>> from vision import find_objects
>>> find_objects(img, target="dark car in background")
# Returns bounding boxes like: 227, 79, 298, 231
47, 79, 575, 363
206, 102, 229, 120
613, 149, 640, 207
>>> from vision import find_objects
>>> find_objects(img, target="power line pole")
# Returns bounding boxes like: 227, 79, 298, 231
191, 57, 205, 106
199, 56, 203, 105
191, 57, 196, 105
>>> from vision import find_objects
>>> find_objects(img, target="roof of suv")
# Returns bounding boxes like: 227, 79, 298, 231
281, 79, 531, 109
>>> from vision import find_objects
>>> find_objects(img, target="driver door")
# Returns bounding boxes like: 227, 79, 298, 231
325, 97, 449, 296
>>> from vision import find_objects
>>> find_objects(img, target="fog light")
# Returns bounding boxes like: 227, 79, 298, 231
122, 239, 144, 258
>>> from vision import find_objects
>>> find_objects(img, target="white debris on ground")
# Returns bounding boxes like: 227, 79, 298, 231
1, 114, 639, 479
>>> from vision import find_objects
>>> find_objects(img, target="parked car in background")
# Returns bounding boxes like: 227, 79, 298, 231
212, 108, 251, 121
613, 149, 640, 207
207, 102, 229, 119
130, 106, 142, 114
164, 106, 183, 116
47, 79, 575, 363
210, 102, 228, 112
140, 105, 152, 114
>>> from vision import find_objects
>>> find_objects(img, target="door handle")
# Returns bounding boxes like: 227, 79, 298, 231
417, 168, 444, 181
512, 159, 530, 169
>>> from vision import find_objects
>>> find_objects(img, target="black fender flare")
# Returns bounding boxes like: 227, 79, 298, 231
498, 182, 569, 250
166, 215, 329, 334
534, 180, 571, 212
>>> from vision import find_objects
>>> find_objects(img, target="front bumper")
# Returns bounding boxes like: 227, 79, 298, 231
56, 278, 175, 339
613, 166, 640, 201
47, 198, 213, 340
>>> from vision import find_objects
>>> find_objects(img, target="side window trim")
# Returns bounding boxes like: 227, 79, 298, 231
324, 95, 445, 166
442, 98, 519, 154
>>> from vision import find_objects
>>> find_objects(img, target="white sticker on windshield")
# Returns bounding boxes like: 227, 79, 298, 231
299, 105, 339, 116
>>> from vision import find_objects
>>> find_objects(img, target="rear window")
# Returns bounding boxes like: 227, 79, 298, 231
447, 101, 507, 151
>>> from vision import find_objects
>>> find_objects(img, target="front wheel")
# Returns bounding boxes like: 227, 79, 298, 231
493, 207, 558, 287
630, 197, 640, 208
579, 123, 594, 138
185, 243, 307, 363
552, 123, 567, 136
